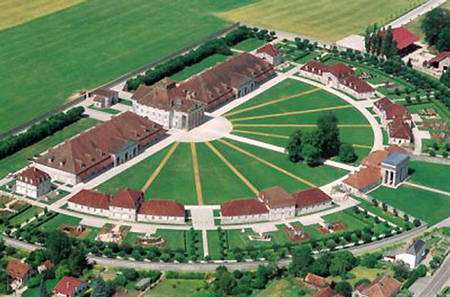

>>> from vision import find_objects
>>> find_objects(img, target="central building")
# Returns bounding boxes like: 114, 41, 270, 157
131, 53, 275, 130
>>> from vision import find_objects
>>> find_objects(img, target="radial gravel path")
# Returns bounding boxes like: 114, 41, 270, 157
218, 139, 317, 188
190, 142, 204, 205
205, 141, 259, 195
141, 142, 179, 192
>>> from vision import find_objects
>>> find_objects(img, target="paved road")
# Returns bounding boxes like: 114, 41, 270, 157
417, 253, 450, 297
387, 0, 447, 28
2, 224, 429, 271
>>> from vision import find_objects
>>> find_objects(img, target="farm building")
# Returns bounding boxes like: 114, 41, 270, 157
90, 88, 119, 108
15, 166, 51, 199
256, 44, 283, 65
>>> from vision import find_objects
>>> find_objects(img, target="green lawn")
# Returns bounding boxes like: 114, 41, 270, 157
8, 206, 43, 226
232, 37, 266, 51
0, 0, 251, 134
0, 118, 98, 179
323, 209, 369, 231
254, 277, 315, 297
155, 229, 187, 251
170, 54, 229, 81
87, 104, 120, 114
23, 278, 59, 297
408, 161, 450, 192
220, 0, 426, 41
147, 279, 208, 297
353, 197, 408, 228
38, 214, 81, 232
197, 143, 255, 204
216, 139, 347, 189
370, 185, 450, 225
207, 230, 223, 259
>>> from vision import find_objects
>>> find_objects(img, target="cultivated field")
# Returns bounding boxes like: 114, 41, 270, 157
0, 0, 84, 30
219, 0, 426, 41
0, 0, 249, 134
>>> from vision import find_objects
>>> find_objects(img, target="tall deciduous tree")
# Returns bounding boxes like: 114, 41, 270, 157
317, 113, 340, 158
286, 130, 303, 162
421, 7, 450, 46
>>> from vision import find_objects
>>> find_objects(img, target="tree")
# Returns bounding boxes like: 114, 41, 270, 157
55, 264, 70, 280
329, 251, 357, 276
67, 248, 87, 277
339, 143, 357, 163
213, 266, 237, 296
45, 231, 72, 264
441, 68, 450, 88
421, 7, 450, 46
334, 281, 353, 297
288, 245, 313, 276
91, 278, 111, 297
360, 253, 381, 268
317, 113, 340, 158
393, 262, 410, 281
310, 253, 332, 276
286, 130, 303, 162
302, 144, 321, 166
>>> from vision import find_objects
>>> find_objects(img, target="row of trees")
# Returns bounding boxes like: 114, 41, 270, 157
0, 106, 84, 160
286, 113, 357, 166
421, 7, 450, 52
126, 26, 274, 91
364, 25, 399, 58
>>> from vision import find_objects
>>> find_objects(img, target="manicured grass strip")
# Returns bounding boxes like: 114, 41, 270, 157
233, 123, 371, 128
196, 143, 255, 204
190, 142, 204, 205
222, 139, 347, 187
147, 143, 197, 205
170, 54, 228, 81
97, 147, 169, 196
38, 214, 81, 232
207, 230, 222, 259
141, 142, 179, 192
224, 88, 320, 117
230, 105, 352, 122
323, 209, 369, 231
8, 206, 43, 226
408, 161, 450, 193
155, 229, 187, 251
88, 104, 120, 114
232, 37, 266, 51
353, 197, 407, 228
205, 142, 259, 195
218, 139, 317, 188
370, 185, 450, 225
0, 118, 98, 179
232, 129, 289, 139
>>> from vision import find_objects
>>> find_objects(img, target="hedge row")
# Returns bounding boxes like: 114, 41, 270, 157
0, 106, 85, 160
126, 26, 274, 91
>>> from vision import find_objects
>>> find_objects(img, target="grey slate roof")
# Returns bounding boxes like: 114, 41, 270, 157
382, 152, 409, 166
407, 239, 425, 255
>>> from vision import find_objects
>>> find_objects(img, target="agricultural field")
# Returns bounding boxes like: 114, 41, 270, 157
219, 0, 426, 41
369, 185, 450, 225
0, 117, 98, 179
0, 0, 252, 134
408, 161, 450, 192
0, 0, 84, 30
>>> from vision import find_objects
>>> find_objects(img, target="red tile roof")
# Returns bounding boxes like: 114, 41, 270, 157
53, 276, 85, 297
92, 88, 118, 98
17, 167, 50, 186
390, 27, 419, 50
327, 63, 354, 78
388, 119, 412, 140
374, 97, 393, 111
304, 273, 329, 288
363, 150, 390, 168
256, 44, 280, 57
6, 259, 31, 280
385, 103, 411, 121
429, 51, 450, 64
300, 60, 329, 75
36, 112, 164, 176
386, 144, 408, 155
344, 166, 381, 191
292, 188, 332, 209
340, 75, 374, 94
259, 186, 295, 209
221, 198, 269, 217
68, 189, 111, 210
138, 199, 185, 217
313, 287, 341, 297
356, 276, 401, 297
111, 188, 143, 209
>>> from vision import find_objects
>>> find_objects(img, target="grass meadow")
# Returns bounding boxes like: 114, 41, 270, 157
0, 0, 251, 134
220, 0, 427, 41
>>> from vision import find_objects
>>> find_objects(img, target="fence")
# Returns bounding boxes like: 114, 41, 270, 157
0, 23, 240, 140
